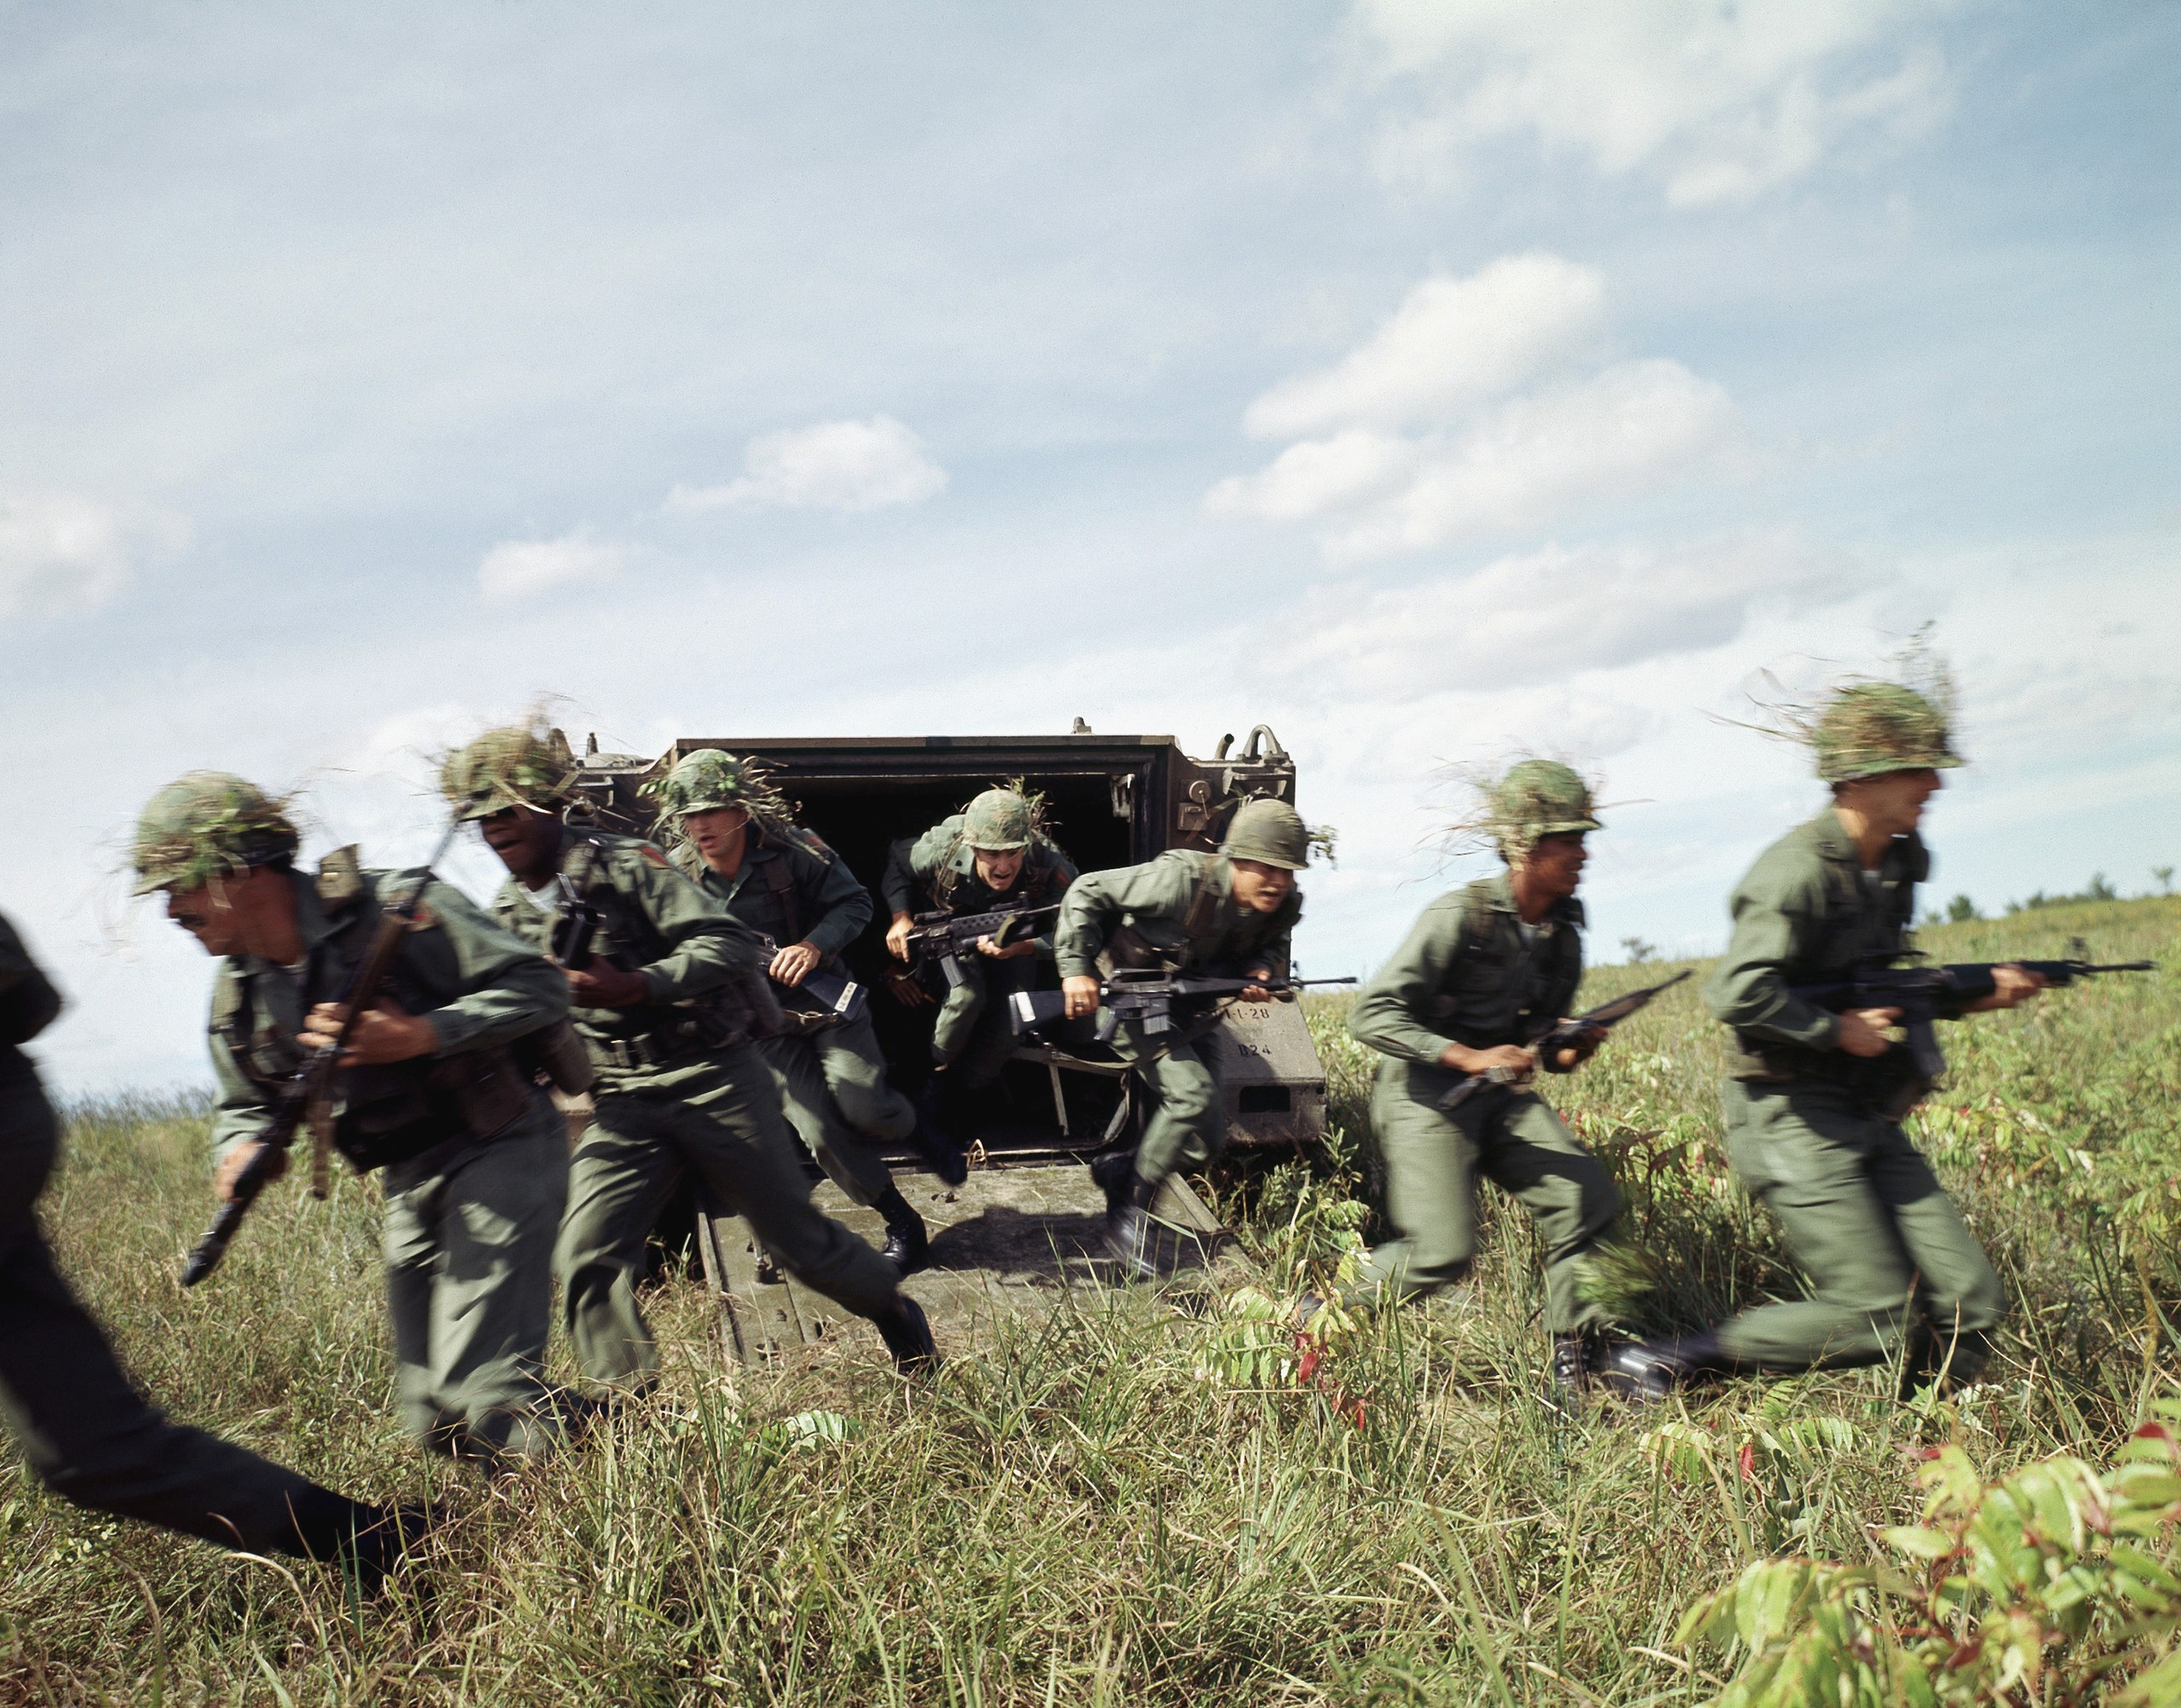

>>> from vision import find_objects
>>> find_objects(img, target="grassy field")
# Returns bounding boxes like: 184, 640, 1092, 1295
4, 896, 2178, 1704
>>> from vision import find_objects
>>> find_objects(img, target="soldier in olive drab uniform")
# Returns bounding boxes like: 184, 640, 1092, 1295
1622, 678, 2039, 1398
646, 750, 955, 1275
445, 727, 936, 1388
1, 906, 426, 1578
1338, 762, 1635, 1400
882, 788, 1079, 1143
135, 773, 574, 1464
1056, 797, 1308, 1278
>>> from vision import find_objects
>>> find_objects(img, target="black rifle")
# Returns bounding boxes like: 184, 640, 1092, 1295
553, 871, 603, 970
752, 931, 867, 1025
903, 894, 1062, 989
1011, 969, 1357, 1044
1787, 952, 2155, 1119
181, 825, 458, 1287
1439, 969, 1692, 1113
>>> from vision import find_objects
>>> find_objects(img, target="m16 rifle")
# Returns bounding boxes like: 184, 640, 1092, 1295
1011, 969, 1358, 1044
903, 895, 1062, 989
1788, 951, 2155, 1120
1439, 969, 1692, 1113
181, 825, 458, 1287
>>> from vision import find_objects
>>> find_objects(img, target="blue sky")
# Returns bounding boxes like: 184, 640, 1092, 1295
4, 1, 2176, 1093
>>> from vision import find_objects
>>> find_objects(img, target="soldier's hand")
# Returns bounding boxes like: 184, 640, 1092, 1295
301, 999, 440, 1065
216, 1141, 286, 1202
1967, 963, 2046, 1012
885, 913, 917, 963
567, 964, 650, 1009
976, 935, 1037, 960
770, 941, 822, 986
1240, 968, 1275, 1003
1835, 1006, 1902, 1057
887, 972, 933, 1008
1553, 1025, 1605, 1069
1443, 1042, 1535, 1075
1063, 975, 1102, 1020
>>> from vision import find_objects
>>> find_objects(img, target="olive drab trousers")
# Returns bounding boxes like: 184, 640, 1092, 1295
931, 954, 1039, 1089
1346, 1061, 1622, 1334
380, 1094, 569, 1459
757, 1009, 913, 1207
555, 1041, 902, 1390
0, 1075, 371, 1556
1115, 1022, 1229, 1186
1712, 1079, 2005, 1378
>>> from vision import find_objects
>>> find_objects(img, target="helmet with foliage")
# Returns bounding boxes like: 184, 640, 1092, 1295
131, 773, 300, 894
962, 788, 1033, 851
1218, 797, 1310, 871
1488, 760, 1603, 860
1812, 682, 1963, 783
440, 723, 580, 821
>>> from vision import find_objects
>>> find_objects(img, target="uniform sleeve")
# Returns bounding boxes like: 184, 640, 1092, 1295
1545, 926, 1584, 1022
1054, 860, 1186, 981
406, 878, 572, 1054
0, 912, 63, 1046
614, 845, 762, 999
1348, 895, 1465, 1063
801, 850, 873, 958
205, 975, 275, 1168
1702, 858, 1841, 1050
880, 836, 920, 915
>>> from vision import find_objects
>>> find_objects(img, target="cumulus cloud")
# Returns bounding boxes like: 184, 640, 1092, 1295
665, 415, 947, 515
1211, 357, 1735, 560
1264, 533, 1853, 698
1242, 255, 1605, 439
477, 530, 628, 602
0, 493, 181, 624
1352, 0, 1955, 206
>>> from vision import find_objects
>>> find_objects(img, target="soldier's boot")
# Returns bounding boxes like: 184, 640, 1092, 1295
872, 1294, 941, 1376
1088, 1147, 1137, 1217
1549, 1332, 1595, 1406
874, 1184, 932, 1277
1103, 1173, 1163, 1281
911, 1079, 970, 1185
292, 1491, 442, 1594
1598, 1331, 1733, 1402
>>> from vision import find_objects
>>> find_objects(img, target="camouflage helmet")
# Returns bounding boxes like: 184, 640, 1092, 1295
1219, 797, 1309, 871
440, 724, 579, 821
962, 788, 1033, 851
130, 772, 300, 895
1812, 682, 1963, 784
646, 750, 762, 820
1488, 760, 1602, 861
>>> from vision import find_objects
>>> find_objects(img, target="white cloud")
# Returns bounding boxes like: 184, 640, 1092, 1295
1353, 0, 1955, 206
1265, 533, 1850, 698
0, 493, 181, 623
1212, 358, 1736, 559
476, 530, 627, 602
1240, 255, 1606, 439
665, 415, 947, 515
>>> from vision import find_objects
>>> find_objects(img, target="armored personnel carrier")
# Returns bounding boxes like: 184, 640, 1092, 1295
569, 722, 1338, 1356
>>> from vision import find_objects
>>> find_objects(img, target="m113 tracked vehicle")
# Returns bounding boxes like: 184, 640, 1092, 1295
568, 722, 1341, 1357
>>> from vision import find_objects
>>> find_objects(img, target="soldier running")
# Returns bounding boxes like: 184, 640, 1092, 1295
1619, 662, 2038, 1398
1, 906, 428, 1579
646, 749, 955, 1275
882, 787, 1078, 1147
1056, 797, 1308, 1278
446, 724, 937, 1388
135, 772, 576, 1463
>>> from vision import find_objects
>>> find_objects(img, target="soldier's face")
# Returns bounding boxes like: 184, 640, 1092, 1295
1229, 859, 1295, 913
479, 805, 562, 880
164, 866, 291, 958
682, 806, 751, 869
1853, 768, 1943, 837
1521, 834, 1589, 900
973, 847, 1026, 889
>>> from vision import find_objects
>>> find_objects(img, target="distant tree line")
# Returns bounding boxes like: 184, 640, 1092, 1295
1922, 864, 2174, 927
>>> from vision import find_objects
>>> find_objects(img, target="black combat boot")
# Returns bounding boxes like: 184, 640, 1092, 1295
1596, 1331, 1732, 1402
873, 1294, 941, 1376
874, 1184, 931, 1276
911, 1079, 970, 1185
1087, 1147, 1138, 1217
289, 1490, 442, 1594
1103, 1171, 1163, 1281
1550, 1331, 1596, 1405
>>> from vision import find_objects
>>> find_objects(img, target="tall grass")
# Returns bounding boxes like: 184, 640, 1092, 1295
3, 898, 2175, 1704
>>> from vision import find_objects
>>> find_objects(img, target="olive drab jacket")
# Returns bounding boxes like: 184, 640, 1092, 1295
207, 858, 569, 1171
881, 815, 1079, 919
673, 828, 870, 962
488, 831, 766, 1083
1704, 809, 1933, 1085
0, 912, 63, 1084
1347, 871, 1583, 1063
1056, 850, 1298, 984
